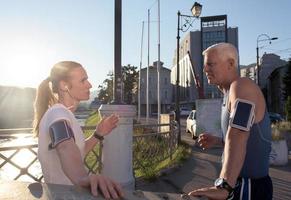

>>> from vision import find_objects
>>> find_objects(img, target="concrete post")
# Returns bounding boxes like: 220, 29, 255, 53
98, 104, 136, 190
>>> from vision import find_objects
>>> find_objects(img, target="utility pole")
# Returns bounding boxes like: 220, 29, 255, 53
157, 0, 161, 125
146, 9, 150, 124
138, 21, 144, 122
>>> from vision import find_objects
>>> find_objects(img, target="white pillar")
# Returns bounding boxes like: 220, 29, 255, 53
98, 104, 136, 190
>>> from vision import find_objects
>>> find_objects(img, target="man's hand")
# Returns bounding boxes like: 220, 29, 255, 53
96, 114, 119, 136
197, 133, 222, 150
188, 186, 228, 200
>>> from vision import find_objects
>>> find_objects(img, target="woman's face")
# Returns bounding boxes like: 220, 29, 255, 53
66, 67, 92, 101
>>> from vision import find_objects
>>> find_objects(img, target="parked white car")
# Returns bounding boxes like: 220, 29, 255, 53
180, 107, 192, 117
186, 110, 197, 139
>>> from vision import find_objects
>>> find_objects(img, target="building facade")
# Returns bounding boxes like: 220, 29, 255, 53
140, 61, 172, 115
240, 64, 256, 80
171, 15, 239, 108
259, 53, 287, 89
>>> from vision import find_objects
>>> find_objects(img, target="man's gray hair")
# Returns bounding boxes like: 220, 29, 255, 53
202, 43, 239, 68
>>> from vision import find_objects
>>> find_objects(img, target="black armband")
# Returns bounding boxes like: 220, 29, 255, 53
48, 120, 75, 150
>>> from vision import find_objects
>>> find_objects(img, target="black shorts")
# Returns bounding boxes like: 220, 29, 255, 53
232, 175, 273, 200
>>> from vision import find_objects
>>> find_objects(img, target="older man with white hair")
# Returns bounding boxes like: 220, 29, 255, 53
189, 43, 273, 200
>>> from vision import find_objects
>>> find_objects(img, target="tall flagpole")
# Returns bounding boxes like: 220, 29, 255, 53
146, 9, 150, 124
138, 21, 144, 122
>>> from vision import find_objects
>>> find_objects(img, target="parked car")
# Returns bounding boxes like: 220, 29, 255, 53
186, 110, 197, 139
180, 107, 192, 117
269, 112, 284, 123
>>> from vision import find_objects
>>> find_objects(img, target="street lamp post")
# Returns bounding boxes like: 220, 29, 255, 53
256, 33, 278, 86
176, 2, 202, 143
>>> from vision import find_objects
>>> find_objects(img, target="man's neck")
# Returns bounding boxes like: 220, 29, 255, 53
218, 74, 239, 94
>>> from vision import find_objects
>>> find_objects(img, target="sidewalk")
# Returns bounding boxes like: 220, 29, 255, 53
136, 133, 291, 200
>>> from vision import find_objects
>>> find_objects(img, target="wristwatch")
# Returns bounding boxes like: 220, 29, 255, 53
214, 178, 234, 199
93, 131, 104, 141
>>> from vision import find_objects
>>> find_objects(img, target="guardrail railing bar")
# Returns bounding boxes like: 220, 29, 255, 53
0, 149, 20, 168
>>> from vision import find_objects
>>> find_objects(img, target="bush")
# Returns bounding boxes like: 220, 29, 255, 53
285, 96, 291, 122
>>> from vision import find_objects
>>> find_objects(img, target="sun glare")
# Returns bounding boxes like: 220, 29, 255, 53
0, 38, 49, 88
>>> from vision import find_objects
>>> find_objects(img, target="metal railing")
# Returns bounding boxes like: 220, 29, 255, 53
82, 126, 103, 174
0, 121, 178, 182
0, 144, 41, 182
133, 121, 178, 174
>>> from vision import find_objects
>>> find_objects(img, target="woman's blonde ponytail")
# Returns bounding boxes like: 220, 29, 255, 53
33, 77, 57, 136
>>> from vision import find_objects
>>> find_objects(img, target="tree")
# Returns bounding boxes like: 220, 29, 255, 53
122, 64, 138, 104
285, 96, 291, 122
97, 71, 113, 104
282, 61, 291, 100
282, 61, 291, 121
97, 65, 138, 104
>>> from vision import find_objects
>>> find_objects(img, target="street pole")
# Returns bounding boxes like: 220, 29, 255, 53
146, 9, 150, 124
176, 11, 181, 143
174, 2, 202, 143
100, 0, 136, 190
138, 21, 144, 122
256, 46, 259, 85
113, 0, 122, 104
157, 0, 161, 125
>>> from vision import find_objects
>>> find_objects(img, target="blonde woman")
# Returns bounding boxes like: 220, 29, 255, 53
33, 61, 123, 199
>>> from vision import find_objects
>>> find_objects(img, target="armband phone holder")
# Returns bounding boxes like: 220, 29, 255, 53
229, 98, 255, 132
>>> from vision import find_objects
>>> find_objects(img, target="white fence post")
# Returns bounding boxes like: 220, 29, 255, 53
99, 104, 136, 190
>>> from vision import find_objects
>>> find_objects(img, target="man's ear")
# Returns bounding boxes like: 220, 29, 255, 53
228, 58, 235, 69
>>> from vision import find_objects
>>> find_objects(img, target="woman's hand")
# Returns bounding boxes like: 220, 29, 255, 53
197, 133, 222, 150
96, 114, 119, 136
79, 174, 124, 199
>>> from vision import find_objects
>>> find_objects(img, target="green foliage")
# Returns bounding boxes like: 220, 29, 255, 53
97, 71, 114, 104
122, 64, 139, 104
83, 110, 101, 138
285, 96, 291, 122
97, 65, 138, 104
134, 142, 191, 180
85, 110, 101, 126
283, 61, 291, 100
84, 145, 101, 173
83, 111, 102, 173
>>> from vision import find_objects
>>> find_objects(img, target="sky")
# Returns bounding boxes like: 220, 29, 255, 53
0, 0, 290, 90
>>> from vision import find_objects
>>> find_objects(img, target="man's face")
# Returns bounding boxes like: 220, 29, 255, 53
203, 50, 228, 85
